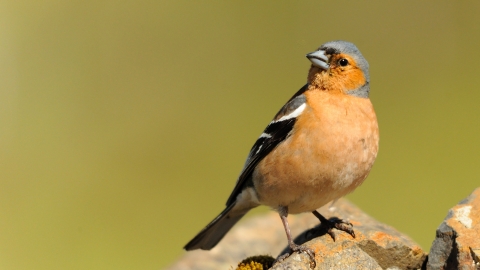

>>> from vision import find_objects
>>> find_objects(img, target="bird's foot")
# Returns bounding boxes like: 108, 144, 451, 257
312, 211, 355, 241
323, 217, 355, 240
275, 243, 316, 269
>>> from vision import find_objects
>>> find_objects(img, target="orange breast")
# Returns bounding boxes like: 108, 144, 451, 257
252, 90, 379, 214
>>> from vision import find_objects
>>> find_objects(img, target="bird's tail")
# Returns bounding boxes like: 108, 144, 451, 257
184, 202, 248, 250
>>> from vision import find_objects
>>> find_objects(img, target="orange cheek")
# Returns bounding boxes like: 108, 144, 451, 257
341, 68, 366, 91
308, 68, 366, 94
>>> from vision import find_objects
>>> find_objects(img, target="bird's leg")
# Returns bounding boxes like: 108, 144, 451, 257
312, 210, 355, 240
275, 206, 316, 268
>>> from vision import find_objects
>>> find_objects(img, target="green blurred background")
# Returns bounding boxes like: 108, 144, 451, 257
1, 1, 479, 269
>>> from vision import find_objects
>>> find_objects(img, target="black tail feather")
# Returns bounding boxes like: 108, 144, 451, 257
184, 202, 246, 250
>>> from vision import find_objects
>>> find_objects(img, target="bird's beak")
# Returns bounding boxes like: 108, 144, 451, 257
306, 50, 329, 70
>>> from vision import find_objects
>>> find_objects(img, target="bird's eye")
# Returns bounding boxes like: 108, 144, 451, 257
339, 58, 349, 66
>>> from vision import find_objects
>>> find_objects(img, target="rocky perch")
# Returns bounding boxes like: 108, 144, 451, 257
168, 187, 480, 270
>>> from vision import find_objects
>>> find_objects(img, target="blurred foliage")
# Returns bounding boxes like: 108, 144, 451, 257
0, 1, 480, 269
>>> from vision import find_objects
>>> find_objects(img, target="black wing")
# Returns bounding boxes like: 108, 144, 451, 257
225, 84, 309, 206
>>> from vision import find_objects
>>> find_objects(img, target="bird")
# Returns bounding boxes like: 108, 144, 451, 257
184, 40, 379, 264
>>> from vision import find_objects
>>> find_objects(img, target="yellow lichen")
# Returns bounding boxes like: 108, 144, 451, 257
236, 255, 275, 270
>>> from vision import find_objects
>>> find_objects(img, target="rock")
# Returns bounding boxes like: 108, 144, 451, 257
426, 187, 480, 270
272, 199, 426, 270
168, 198, 426, 270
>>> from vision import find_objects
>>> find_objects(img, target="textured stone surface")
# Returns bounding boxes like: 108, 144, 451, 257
168, 198, 425, 270
272, 200, 426, 270
271, 241, 382, 270
426, 188, 480, 270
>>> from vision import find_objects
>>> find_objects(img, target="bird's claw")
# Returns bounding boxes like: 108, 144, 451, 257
275, 243, 316, 269
312, 211, 355, 241
322, 217, 355, 241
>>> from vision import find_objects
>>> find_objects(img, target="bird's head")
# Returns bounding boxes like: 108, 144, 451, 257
306, 41, 370, 98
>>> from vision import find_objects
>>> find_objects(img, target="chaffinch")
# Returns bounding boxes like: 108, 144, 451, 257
184, 40, 379, 265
